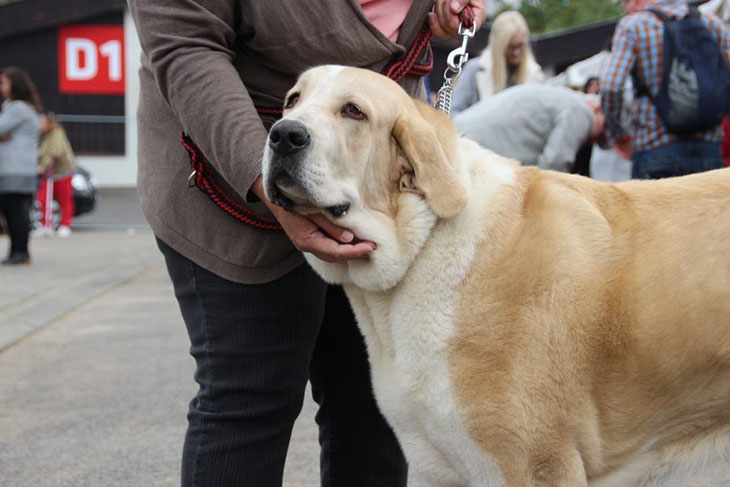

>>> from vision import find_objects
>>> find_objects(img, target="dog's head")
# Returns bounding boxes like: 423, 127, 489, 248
262, 65, 468, 291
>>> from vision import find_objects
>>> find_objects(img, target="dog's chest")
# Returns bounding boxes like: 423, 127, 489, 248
349, 282, 505, 485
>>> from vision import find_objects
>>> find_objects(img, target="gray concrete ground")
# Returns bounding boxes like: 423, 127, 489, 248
0, 189, 319, 486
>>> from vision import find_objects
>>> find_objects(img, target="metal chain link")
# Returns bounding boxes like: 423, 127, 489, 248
435, 21, 476, 115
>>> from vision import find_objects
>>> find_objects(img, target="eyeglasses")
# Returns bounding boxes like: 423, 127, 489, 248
506, 42, 526, 54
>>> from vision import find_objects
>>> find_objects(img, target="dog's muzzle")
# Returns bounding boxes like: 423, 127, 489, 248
268, 120, 311, 156
266, 120, 312, 210
265, 120, 350, 218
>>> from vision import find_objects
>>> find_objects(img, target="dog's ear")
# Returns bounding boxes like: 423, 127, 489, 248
392, 101, 467, 218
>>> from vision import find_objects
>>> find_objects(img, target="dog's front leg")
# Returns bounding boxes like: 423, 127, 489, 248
528, 448, 588, 487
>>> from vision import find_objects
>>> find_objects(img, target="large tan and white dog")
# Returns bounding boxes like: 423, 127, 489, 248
262, 66, 730, 486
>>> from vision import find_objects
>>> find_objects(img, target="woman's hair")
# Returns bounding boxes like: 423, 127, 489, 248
1, 66, 43, 113
486, 11, 535, 94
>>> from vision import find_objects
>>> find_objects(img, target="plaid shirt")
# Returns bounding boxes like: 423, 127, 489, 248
601, 0, 730, 152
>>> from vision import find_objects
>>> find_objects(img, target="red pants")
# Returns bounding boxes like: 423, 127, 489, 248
37, 175, 74, 227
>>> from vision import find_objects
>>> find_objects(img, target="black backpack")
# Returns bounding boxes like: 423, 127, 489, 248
635, 6, 730, 134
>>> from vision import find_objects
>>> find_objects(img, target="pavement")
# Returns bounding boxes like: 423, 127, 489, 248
0, 189, 319, 487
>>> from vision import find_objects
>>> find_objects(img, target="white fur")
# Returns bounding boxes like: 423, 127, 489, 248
308, 141, 516, 484
593, 427, 730, 487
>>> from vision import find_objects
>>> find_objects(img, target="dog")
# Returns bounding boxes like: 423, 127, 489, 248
262, 65, 730, 486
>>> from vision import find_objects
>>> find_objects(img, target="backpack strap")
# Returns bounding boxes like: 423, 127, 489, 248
630, 7, 678, 101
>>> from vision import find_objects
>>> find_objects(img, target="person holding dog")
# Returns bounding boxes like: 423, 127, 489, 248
127, 1, 486, 486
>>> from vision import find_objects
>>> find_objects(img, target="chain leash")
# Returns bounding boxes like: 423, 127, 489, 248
435, 20, 476, 115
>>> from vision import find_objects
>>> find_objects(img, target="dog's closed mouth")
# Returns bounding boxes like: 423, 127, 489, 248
271, 186, 295, 211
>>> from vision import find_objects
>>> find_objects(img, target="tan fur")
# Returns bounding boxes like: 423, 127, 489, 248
392, 102, 467, 218
264, 66, 730, 485
451, 168, 730, 485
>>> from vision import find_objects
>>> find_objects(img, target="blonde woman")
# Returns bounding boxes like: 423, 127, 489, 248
451, 10, 544, 115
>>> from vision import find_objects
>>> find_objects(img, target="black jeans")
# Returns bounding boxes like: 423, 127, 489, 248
158, 239, 407, 487
0, 192, 33, 256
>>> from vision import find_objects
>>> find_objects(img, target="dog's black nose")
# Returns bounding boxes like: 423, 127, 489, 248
269, 120, 311, 155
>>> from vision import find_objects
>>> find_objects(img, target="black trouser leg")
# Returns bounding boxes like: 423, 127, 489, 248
0, 193, 32, 256
157, 239, 406, 487
309, 285, 408, 487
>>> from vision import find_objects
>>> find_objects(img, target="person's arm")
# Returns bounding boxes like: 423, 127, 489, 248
128, 0, 377, 262
37, 130, 63, 174
0, 102, 23, 137
600, 18, 635, 146
537, 104, 594, 172
127, 0, 267, 203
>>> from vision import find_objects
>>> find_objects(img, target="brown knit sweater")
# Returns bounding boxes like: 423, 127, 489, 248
127, 0, 433, 283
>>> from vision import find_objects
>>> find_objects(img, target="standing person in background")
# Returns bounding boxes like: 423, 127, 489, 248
601, 0, 730, 179
451, 10, 544, 115
127, 1, 486, 486
37, 113, 76, 237
0, 67, 41, 265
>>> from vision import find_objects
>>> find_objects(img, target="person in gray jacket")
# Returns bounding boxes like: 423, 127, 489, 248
454, 84, 605, 173
127, 1, 486, 486
0, 67, 41, 265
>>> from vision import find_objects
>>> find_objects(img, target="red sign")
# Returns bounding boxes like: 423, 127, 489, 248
58, 25, 125, 95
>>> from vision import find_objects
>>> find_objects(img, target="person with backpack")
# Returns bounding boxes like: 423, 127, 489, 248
601, 0, 730, 179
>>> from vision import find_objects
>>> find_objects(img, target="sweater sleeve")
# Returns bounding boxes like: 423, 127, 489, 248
0, 102, 25, 136
38, 136, 53, 172
537, 102, 594, 172
127, 0, 269, 201
38, 130, 74, 173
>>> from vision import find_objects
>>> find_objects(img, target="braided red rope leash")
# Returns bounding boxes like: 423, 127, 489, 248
381, 24, 434, 81
181, 133, 283, 231
183, 6, 476, 231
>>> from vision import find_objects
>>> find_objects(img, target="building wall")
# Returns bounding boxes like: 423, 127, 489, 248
0, 8, 140, 187
77, 10, 140, 188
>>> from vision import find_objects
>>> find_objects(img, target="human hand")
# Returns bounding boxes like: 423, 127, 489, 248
613, 137, 632, 161
429, 0, 487, 39
251, 176, 375, 263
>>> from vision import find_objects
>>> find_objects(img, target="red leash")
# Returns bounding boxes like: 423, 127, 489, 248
183, 7, 475, 231
181, 133, 283, 231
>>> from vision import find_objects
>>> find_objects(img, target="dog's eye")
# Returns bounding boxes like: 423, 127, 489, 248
342, 103, 366, 120
284, 93, 300, 109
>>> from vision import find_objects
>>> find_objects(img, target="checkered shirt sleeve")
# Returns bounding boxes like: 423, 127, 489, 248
601, 17, 636, 144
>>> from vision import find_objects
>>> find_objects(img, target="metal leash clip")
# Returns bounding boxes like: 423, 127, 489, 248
435, 21, 476, 116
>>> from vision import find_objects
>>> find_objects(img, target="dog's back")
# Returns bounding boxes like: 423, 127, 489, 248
448, 165, 730, 485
